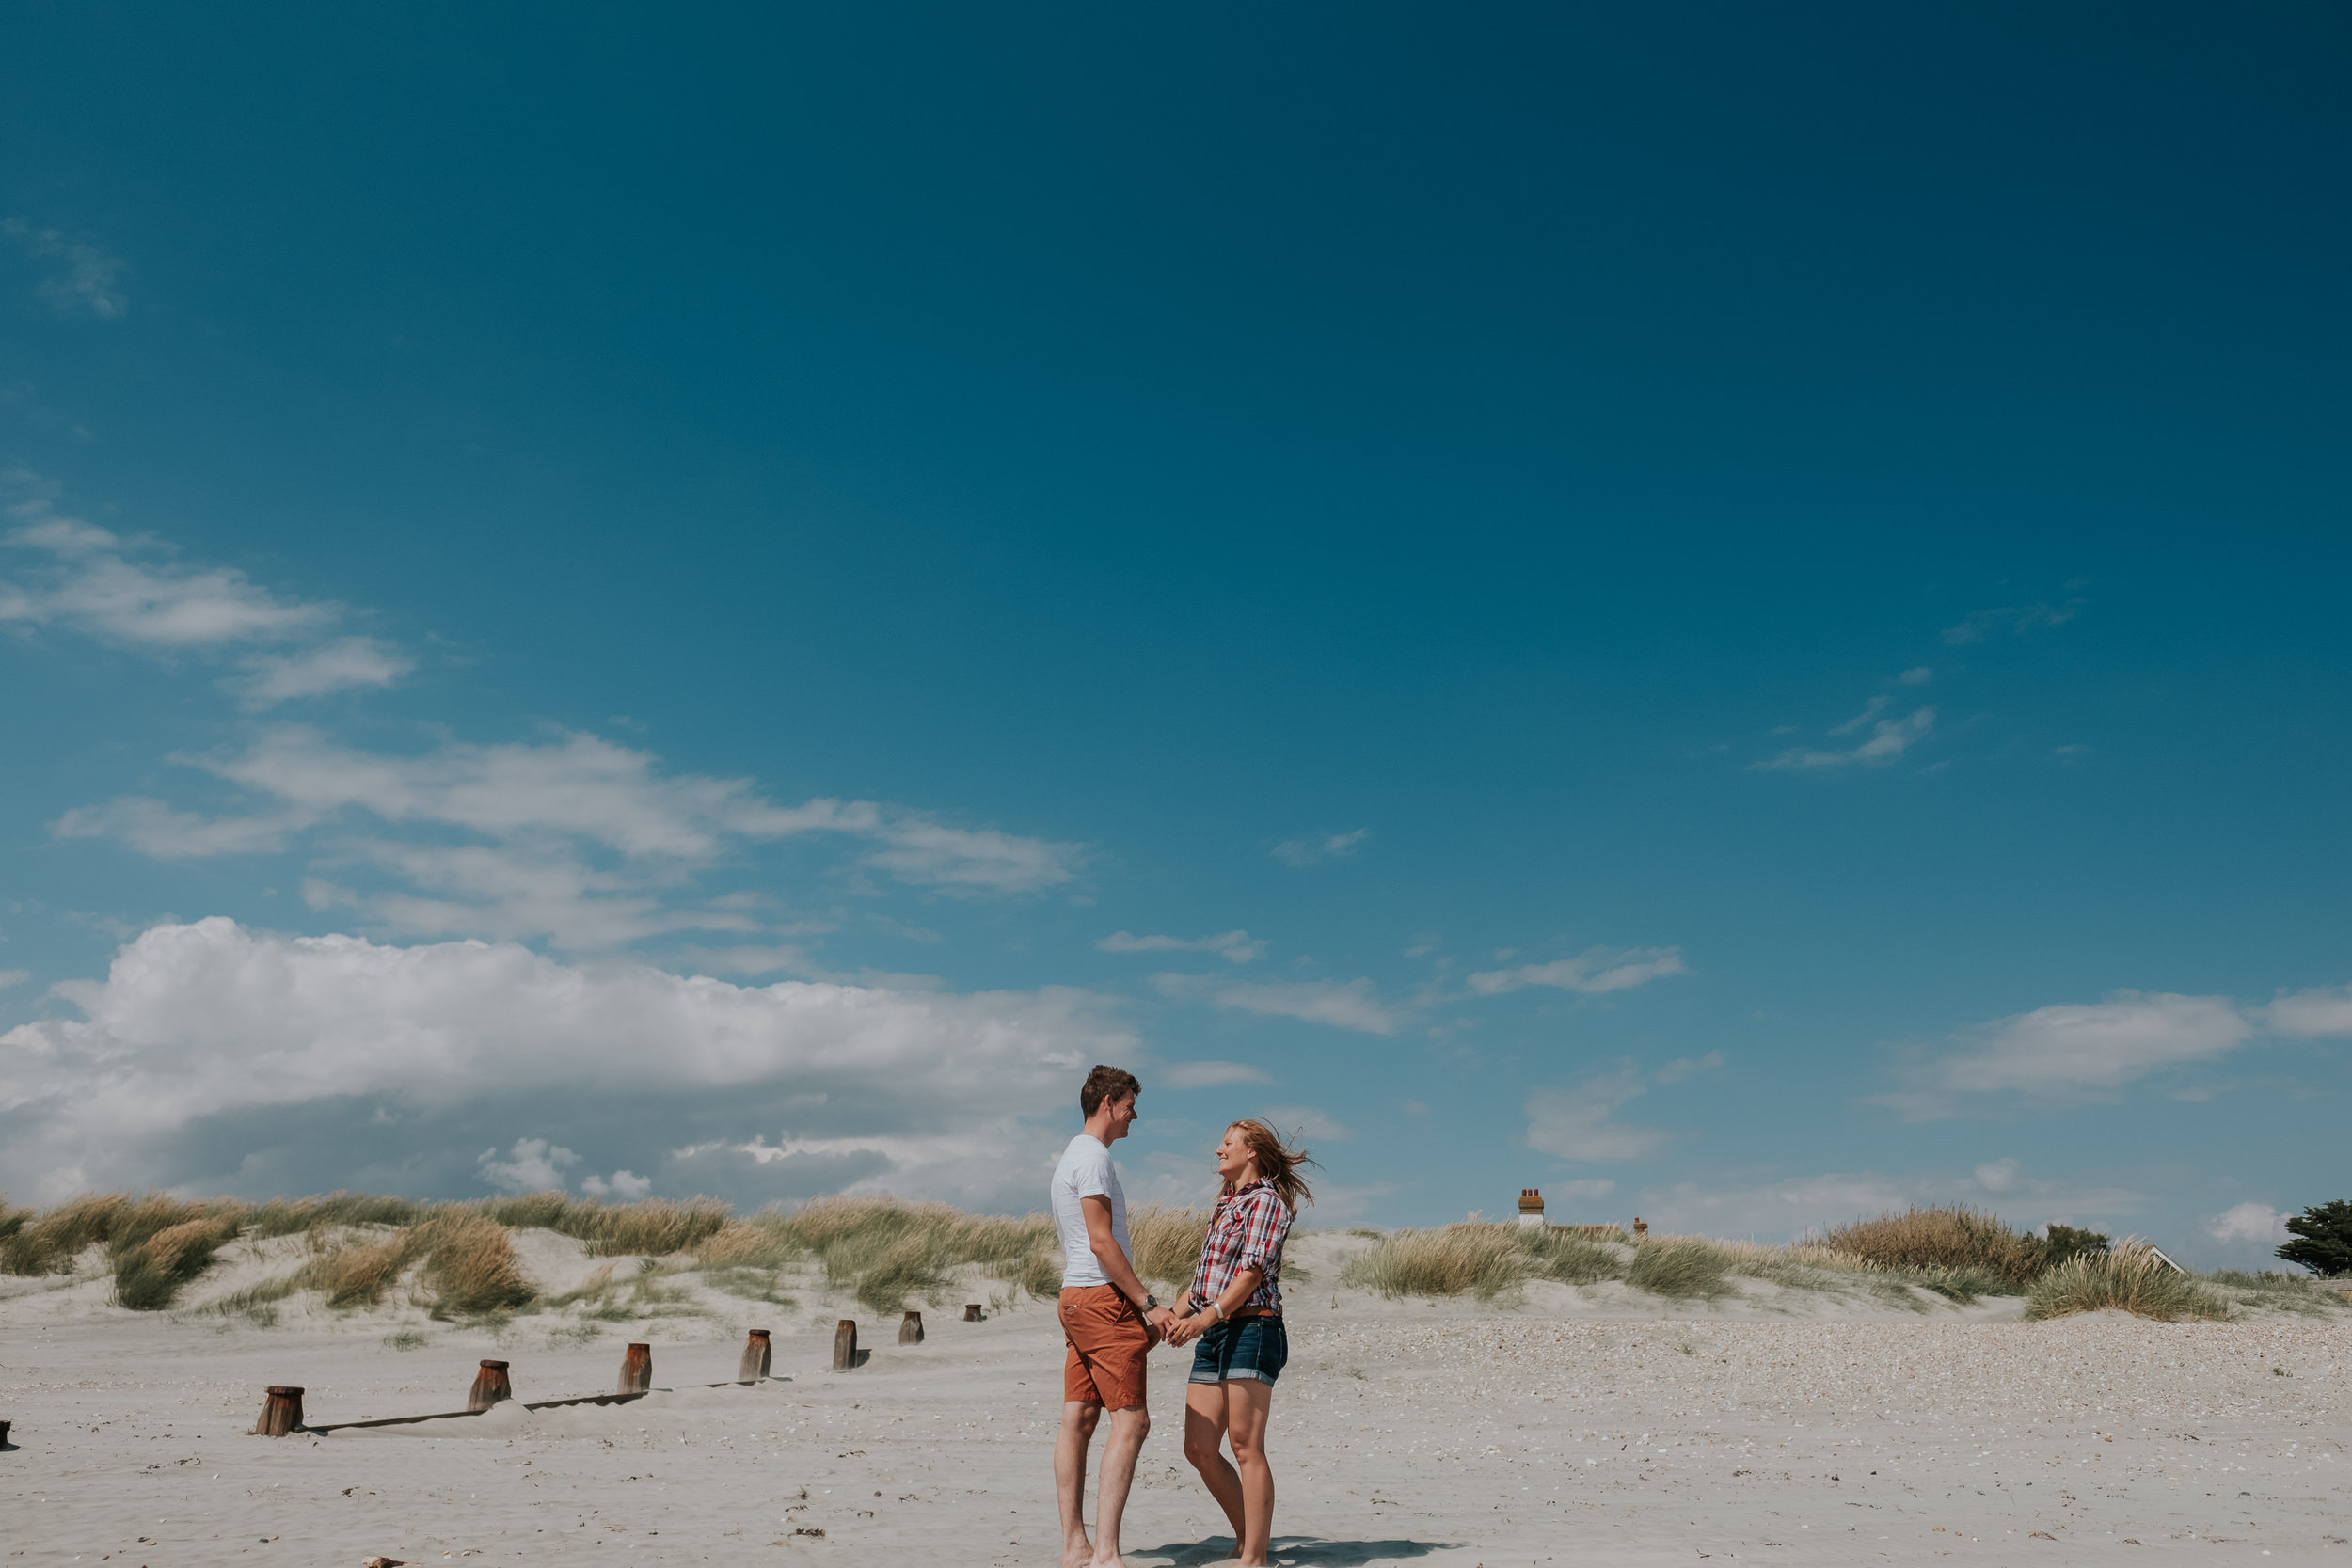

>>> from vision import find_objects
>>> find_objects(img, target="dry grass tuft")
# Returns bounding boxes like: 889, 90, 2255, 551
471, 1192, 730, 1257
416, 1212, 535, 1317
1821, 1205, 2043, 1288
1340, 1225, 1535, 1300
1626, 1236, 1736, 1298
1127, 1204, 1211, 1290
2026, 1238, 2229, 1322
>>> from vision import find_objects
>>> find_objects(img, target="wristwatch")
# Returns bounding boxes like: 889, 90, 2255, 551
1142, 1293, 1160, 1310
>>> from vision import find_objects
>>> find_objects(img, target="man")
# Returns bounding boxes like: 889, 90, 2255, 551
1053, 1064, 1178, 1568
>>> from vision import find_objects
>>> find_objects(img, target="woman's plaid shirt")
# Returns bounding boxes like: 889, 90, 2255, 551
1184, 1179, 1294, 1315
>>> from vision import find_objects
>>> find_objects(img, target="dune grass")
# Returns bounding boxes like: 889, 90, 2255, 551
2026, 1239, 2230, 1322
1820, 1206, 2045, 1288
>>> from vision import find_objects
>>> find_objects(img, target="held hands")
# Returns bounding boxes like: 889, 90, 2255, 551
1143, 1304, 1178, 1349
1162, 1310, 1211, 1348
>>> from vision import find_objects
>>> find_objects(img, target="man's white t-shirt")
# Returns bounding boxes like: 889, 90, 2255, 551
1051, 1133, 1130, 1290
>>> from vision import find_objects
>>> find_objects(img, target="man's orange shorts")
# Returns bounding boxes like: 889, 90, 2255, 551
1059, 1285, 1150, 1409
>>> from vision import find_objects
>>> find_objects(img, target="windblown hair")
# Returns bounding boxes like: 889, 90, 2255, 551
1080, 1064, 1142, 1117
1229, 1118, 1317, 1213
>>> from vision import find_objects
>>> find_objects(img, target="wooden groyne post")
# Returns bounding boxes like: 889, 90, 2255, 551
618, 1342, 652, 1395
249, 1386, 305, 1436
467, 1360, 513, 1413
831, 1319, 858, 1371
962, 1304, 982, 1322
898, 1310, 924, 1345
739, 1329, 772, 1383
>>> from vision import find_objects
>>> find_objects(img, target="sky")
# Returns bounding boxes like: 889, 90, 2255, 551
1, 4, 2346, 1265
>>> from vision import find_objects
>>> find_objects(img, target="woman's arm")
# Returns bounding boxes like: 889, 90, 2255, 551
1168, 1264, 1263, 1346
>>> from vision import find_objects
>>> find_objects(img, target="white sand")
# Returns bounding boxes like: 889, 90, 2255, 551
3, 1233, 2346, 1565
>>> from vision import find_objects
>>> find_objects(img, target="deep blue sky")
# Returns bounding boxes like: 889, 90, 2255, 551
2, 4, 2345, 1261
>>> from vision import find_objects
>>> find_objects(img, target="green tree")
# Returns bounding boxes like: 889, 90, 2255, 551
2277, 1200, 2352, 1277
2037, 1223, 2109, 1268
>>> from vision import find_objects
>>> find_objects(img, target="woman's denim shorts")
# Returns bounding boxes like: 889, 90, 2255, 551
1187, 1315, 1288, 1386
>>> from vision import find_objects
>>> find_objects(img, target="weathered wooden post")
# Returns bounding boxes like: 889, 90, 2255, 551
831, 1319, 858, 1371
618, 1342, 652, 1394
738, 1329, 772, 1383
962, 1304, 982, 1322
898, 1310, 923, 1345
1631, 1217, 1648, 1242
249, 1386, 305, 1435
0, 1419, 10, 1447
467, 1359, 513, 1413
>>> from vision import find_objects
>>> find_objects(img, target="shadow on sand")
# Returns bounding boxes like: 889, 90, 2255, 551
1138, 1537, 1457, 1567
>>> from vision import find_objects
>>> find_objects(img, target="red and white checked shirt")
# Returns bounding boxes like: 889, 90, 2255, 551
1184, 1179, 1294, 1316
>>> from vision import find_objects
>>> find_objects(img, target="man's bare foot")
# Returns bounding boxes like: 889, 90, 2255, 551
1087, 1555, 1129, 1568
1060, 1534, 1092, 1568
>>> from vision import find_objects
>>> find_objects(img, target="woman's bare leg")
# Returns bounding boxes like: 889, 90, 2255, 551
1222, 1379, 1276, 1565
1182, 1380, 1247, 1550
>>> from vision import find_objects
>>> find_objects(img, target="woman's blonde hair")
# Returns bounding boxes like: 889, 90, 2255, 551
1228, 1118, 1318, 1212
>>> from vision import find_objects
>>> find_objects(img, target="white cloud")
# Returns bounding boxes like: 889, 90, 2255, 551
0, 479, 411, 706
0, 917, 1135, 1204
1549, 1178, 1616, 1201
2, 220, 128, 318
1933, 991, 2249, 1094
1272, 829, 1368, 867
1157, 1060, 1275, 1089
1898, 666, 1933, 685
1097, 929, 1266, 963
56, 726, 1082, 943
1974, 1157, 2021, 1194
1467, 945, 1686, 997
2204, 1201, 2288, 1247
1254, 1105, 1350, 1142
1753, 707, 1935, 771
479, 1136, 579, 1195
1525, 1064, 1661, 1162
1654, 1050, 1725, 1085
581, 1169, 653, 1200
0, 969, 28, 990
1182, 976, 1397, 1035
2263, 986, 2352, 1037
1942, 601, 2080, 645
1827, 695, 1889, 736
230, 638, 414, 706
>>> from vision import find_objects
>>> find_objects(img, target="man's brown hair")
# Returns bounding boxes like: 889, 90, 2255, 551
1080, 1064, 1141, 1117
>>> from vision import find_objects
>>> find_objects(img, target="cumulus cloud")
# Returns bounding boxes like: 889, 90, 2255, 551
1097, 929, 1265, 963
2263, 986, 2352, 1037
2204, 1201, 2288, 1246
1271, 829, 1368, 867
581, 1169, 653, 1200
1974, 1157, 2022, 1194
1525, 1064, 1661, 1162
2, 219, 128, 318
1931, 991, 2250, 1095
0, 918, 1135, 1204
56, 726, 1083, 945
479, 1136, 579, 1194
1172, 975, 1397, 1035
1753, 707, 1935, 771
1467, 945, 1686, 998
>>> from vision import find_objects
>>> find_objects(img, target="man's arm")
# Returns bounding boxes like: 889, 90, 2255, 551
1082, 1194, 1175, 1334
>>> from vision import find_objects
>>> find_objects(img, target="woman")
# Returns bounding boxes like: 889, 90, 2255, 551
1165, 1118, 1314, 1567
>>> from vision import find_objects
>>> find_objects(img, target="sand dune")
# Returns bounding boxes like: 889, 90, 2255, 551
3, 1231, 2346, 1564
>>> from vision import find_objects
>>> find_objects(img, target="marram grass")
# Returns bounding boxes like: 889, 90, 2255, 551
2025, 1239, 2229, 1322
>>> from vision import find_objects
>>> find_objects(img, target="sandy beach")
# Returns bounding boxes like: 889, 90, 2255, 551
4, 1231, 2347, 1566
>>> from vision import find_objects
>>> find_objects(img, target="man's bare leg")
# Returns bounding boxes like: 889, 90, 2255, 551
1181, 1381, 1247, 1553
1088, 1402, 1151, 1568
1056, 1400, 1102, 1568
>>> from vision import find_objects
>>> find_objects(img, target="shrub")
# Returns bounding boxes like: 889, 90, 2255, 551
2278, 1200, 2352, 1278
2036, 1224, 2110, 1268
1821, 1206, 2042, 1288
2025, 1239, 2228, 1322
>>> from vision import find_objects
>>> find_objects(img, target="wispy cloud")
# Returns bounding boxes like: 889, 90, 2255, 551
1097, 928, 1266, 963
1897, 666, 1933, 685
2, 219, 128, 318
0, 476, 410, 705
1941, 601, 2081, 646
1256, 1104, 1351, 1141
1932, 991, 2250, 1095
1467, 944, 1686, 997
1272, 829, 1368, 867
1165, 974, 1398, 1035
56, 725, 1084, 945
1827, 695, 1889, 736
1157, 1059, 1275, 1089
1753, 706, 1935, 771
1525, 1063, 1661, 1161
2262, 985, 2352, 1037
